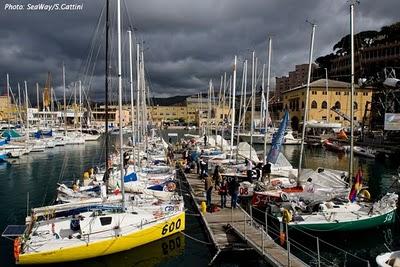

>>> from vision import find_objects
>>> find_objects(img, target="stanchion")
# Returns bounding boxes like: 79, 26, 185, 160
317, 236, 320, 267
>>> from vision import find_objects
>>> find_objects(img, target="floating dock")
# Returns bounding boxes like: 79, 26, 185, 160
182, 171, 307, 267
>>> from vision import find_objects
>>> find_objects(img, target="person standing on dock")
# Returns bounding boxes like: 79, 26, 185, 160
245, 158, 253, 183
219, 178, 228, 208
204, 174, 214, 210
229, 177, 240, 208
262, 161, 272, 184
203, 134, 207, 147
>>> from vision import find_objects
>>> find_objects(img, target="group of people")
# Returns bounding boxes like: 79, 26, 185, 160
204, 165, 240, 210
245, 158, 272, 184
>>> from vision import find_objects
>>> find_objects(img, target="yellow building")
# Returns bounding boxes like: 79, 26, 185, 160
0, 96, 16, 121
281, 79, 373, 130
149, 105, 187, 125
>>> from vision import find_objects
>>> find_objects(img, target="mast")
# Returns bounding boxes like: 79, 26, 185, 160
79, 80, 82, 134
63, 63, 67, 136
24, 81, 29, 141
217, 75, 223, 149
104, 0, 110, 189
298, 23, 316, 182
207, 80, 212, 145
250, 51, 255, 161
36, 83, 39, 129
17, 83, 21, 113
349, 2, 355, 180
242, 60, 248, 129
220, 72, 226, 142
261, 64, 265, 128
117, 0, 125, 209
136, 43, 140, 145
6, 74, 10, 129
128, 30, 135, 156
230, 56, 237, 159
236, 60, 246, 160
263, 37, 272, 164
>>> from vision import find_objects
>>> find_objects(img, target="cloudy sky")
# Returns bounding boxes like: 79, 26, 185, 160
1, 0, 399, 103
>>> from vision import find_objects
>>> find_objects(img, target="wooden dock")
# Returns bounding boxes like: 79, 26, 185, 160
183, 172, 307, 267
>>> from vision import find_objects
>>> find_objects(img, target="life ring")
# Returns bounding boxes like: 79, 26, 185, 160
13, 237, 21, 261
359, 189, 371, 200
282, 209, 292, 223
280, 192, 289, 202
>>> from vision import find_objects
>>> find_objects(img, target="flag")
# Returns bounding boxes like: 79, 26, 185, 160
113, 182, 121, 195
266, 111, 289, 164
348, 168, 363, 202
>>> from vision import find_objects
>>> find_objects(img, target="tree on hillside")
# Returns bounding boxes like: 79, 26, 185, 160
316, 53, 339, 70
377, 22, 400, 44
333, 30, 379, 56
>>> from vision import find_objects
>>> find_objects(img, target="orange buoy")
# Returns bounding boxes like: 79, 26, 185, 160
13, 238, 21, 261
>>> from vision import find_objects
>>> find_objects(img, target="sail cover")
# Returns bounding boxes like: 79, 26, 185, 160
266, 111, 289, 164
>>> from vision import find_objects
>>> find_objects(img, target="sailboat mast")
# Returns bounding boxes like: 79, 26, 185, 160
79, 80, 82, 133
6, 74, 10, 129
117, 0, 125, 209
217, 75, 223, 149
349, 3, 355, 180
24, 81, 29, 141
250, 51, 255, 161
63, 63, 67, 136
261, 64, 265, 128
207, 80, 212, 144
136, 43, 140, 144
128, 30, 135, 154
263, 36, 272, 164
236, 60, 246, 161
229, 56, 237, 159
298, 23, 316, 181
104, 0, 110, 188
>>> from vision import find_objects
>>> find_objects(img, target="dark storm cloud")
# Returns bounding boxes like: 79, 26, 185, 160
0, 0, 399, 102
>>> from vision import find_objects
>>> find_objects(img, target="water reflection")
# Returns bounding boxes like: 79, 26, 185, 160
54, 233, 185, 267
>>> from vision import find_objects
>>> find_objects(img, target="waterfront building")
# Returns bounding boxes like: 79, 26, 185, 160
281, 79, 373, 130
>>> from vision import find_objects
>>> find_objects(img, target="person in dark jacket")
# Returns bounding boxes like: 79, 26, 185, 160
229, 177, 240, 208
262, 161, 272, 183
219, 178, 228, 208
204, 175, 213, 209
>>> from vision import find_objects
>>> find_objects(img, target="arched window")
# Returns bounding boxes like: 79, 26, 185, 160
311, 100, 317, 109
354, 101, 358, 110
321, 101, 327, 109
334, 101, 341, 109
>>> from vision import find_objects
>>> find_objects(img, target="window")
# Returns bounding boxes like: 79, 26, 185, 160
321, 101, 327, 109
301, 101, 304, 109
334, 101, 341, 109
335, 92, 341, 95
322, 91, 327, 95
311, 101, 317, 109
354, 102, 358, 110
100, 217, 112, 226
335, 116, 340, 121
354, 92, 358, 96
354, 117, 357, 121
322, 116, 327, 120
363, 92, 368, 96
312, 91, 317, 95
344, 92, 349, 95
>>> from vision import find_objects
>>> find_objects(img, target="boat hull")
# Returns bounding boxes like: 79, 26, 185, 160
17, 211, 185, 264
287, 208, 396, 232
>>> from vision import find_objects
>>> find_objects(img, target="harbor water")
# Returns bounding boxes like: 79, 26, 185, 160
0, 131, 399, 266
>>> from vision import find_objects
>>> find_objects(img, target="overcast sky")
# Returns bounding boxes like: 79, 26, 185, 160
1, 0, 399, 102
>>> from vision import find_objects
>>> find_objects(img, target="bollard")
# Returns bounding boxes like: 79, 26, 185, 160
200, 201, 207, 214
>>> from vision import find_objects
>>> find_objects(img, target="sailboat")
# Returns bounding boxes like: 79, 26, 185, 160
2, 1, 185, 264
